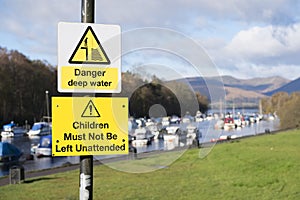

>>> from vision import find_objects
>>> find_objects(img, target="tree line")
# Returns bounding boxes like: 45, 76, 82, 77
0, 47, 57, 126
0, 47, 209, 126
261, 91, 300, 129
119, 74, 209, 118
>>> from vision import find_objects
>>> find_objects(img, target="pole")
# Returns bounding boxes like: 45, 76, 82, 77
80, 155, 93, 200
45, 90, 50, 123
80, 1, 94, 200
82, 0, 95, 23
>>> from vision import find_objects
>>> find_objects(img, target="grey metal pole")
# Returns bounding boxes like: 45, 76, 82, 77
80, 1, 94, 200
79, 156, 93, 200
45, 90, 50, 123
81, 0, 95, 23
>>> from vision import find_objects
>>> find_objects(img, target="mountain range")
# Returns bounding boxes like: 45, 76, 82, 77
171, 75, 299, 107
264, 77, 300, 96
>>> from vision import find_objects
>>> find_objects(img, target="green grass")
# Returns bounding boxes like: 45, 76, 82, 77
1, 129, 300, 200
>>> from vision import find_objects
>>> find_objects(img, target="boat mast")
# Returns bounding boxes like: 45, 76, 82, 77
259, 99, 263, 115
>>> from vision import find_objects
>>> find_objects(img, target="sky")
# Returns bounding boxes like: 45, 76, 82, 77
1, 0, 300, 80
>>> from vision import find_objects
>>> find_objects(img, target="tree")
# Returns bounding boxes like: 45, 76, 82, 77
0, 47, 56, 126
129, 82, 181, 118
277, 92, 300, 129
262, 91, 300, 129
262, 92, 289, 114
129, 80, 209, 118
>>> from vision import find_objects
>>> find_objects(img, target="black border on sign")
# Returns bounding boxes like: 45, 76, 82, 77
68, 26, 111, 64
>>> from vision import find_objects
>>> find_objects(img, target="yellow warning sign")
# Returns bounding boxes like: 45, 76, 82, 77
81, 100, 100, 117
60, 66, 119, 91
69, 26, 110, 64
58, 22, 121, 93
52, 97, 128, 156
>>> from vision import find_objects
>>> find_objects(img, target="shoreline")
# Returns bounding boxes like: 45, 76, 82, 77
0, 128, 285, 187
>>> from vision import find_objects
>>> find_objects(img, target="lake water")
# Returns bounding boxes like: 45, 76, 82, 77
0, 117, 280, 177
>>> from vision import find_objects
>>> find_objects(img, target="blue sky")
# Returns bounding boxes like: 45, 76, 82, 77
1, 0, 300, 80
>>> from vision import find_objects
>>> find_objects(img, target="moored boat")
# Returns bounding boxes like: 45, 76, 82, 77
163, 126, 181, 142
195, 111, 204, 122
1, 122, 27, 138
27, 122, 51, 136
186, 125, 201, 140
223, 117, 235, 130
170, 115, 181, 124
161, 117, 170, 127
130, 128, 154, 146
0, 142, 22, 165
34, 135, 52, 157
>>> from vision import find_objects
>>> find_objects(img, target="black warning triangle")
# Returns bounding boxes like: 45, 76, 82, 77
81, 100, 101, 118
69, 26, 110, 65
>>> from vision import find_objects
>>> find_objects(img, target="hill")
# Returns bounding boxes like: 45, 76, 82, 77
221, 75, 290, 93
183, 75, 289, 97
224, 86, 267, 101
171, 75, 291, 107
265, 77, 300, 96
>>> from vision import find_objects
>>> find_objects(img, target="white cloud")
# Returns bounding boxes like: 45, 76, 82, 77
225, 24, 300, 62
0, 0, 299, 79
198, 0, 298, 24
207, 23, 300, 79
0, 0, 79, 63
220, 63, 300, 80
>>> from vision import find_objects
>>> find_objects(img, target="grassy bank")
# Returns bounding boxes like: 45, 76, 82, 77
1, 129, 300, 200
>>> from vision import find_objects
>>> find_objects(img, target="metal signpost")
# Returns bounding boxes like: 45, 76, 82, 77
81, 1, 95, 199
54, 1, 127, 199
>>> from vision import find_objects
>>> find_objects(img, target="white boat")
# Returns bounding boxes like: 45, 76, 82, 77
27, 122, 51, 136
163, 126, 181, 142
130, 128, 154, 146
214, 120, 224, 130
206, 114, 214, 121
219, 135, 228, 141
194, 111, 203, 122
267, 114, 275, 121
161, 117, 170, 127
1, 122, 27, 138
185, 125, 202, 146
186, 125, 198, 140
146, 125, 160, 140
135, 118, 146, 128
170, 115, 180, 124
34, 135, 52, 157
145, 119, 155, 127
230, 134, 239, 139
223, 117, 235, 130
131, 139, 148, 146
195, 114, 204, 122
181, 114, 193, 124
234, 117, 242, 127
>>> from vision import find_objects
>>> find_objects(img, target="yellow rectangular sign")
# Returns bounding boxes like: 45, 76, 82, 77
60, 66, 119, 90
52, 97, 128, 156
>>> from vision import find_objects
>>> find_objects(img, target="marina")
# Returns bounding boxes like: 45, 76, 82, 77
0, 109, 279, 177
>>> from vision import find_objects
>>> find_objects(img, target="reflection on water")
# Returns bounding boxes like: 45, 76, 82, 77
0, 118, 279, 177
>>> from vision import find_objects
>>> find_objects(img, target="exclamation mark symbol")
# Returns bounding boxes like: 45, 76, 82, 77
89, 105, 93, 116
81, 100, 100, 118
